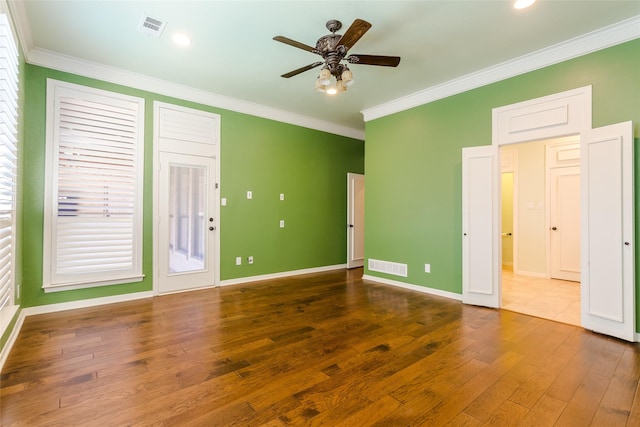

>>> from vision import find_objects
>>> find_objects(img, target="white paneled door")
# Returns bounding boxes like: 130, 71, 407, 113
347, 173, 365, 268
158, 153, 216, 294
549, 166, 581, 282
581, 122, 635, 341
462, 145, 500, 308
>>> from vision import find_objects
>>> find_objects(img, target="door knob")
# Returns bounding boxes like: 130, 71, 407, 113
209, 226, 215, 231
551, 227, 557, 231
348, 224, 354, 228
209, 217, 214, 222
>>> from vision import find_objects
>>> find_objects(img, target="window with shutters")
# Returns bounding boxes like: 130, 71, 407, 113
43, 80, 144, 292
0, 13, 19, 334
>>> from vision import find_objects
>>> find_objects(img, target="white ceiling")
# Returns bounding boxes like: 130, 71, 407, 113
9, 1, 640, 138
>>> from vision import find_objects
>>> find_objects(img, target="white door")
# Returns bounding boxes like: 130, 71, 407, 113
158, 152, 216, 294
462, 145, 500, 307
347, 173, 365, 268
550, 166, 580, 281
581, 121, 634, 341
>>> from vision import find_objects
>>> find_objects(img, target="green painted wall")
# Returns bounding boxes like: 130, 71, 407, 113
364, 39, 640, 322
19, 65, 363, 309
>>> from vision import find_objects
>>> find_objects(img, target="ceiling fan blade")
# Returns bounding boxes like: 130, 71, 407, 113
281, 62, 323, 78
347, 54, 401, 67
336, 19, 372, 50
273, 36, 317, 53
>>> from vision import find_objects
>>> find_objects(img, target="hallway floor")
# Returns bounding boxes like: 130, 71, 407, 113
502, 269, 580, 326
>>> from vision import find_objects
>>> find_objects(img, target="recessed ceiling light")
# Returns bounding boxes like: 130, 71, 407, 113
514, 0, 536, 9
172, 33, 191, 46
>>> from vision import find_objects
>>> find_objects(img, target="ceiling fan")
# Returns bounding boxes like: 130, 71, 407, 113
273, 19, 401, 93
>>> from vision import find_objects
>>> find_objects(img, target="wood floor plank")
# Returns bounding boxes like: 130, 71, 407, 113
2, 268, 640, 426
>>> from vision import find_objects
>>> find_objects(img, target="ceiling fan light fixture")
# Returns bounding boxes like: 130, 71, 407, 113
318, 68, 331, 86
341, 68, 354, 87
315, 77, 327, 92
326, 86, 338, 95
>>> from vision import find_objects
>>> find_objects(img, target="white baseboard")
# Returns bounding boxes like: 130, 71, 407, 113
0, 309, 25, 371
220, 264, 347, 287
22, 291, 154, 317
362, 274, 462, 301
513, 269, 548, 278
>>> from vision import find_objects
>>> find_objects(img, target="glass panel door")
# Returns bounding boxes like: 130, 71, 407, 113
159, 153, 216, 294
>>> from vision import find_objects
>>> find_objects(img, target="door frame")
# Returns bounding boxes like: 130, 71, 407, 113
484, 85, 636, 341
153, 102, 221, 295
347, 173, 365, 268
500, 147, 517, 272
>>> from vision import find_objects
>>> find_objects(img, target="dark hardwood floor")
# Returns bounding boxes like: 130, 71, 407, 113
2, 268, 640, 426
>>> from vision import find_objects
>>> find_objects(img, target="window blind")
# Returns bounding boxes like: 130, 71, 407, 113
0, 13, 18, 313
45, 81, 144, 290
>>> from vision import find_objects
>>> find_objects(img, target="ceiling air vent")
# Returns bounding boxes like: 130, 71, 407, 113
137, 14, 167, 38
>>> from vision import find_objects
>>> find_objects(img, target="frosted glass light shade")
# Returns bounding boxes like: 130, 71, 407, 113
341, 69, 354, 86
318, 68, 331, 85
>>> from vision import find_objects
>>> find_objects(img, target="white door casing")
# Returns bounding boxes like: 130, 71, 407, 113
462, 145, 500, 308
347, 173, 365, 268
153, 102, 221, 295
581, 121, 634, 341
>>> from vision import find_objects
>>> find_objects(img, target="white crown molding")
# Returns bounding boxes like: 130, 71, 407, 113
6, 0, 32, 54
362, 15, 640, 123
24, 48, 364, 140
4, 1, 365, 139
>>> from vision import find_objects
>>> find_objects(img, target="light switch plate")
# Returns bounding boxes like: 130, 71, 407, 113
280, 193, 285, 201
247, 191, 252, 199
236, 257, 242, 265
280, 220, 285, 228
221, 198, 227, 206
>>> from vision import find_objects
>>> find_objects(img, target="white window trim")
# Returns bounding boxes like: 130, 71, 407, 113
43, 79, 145, 292
0, 12, 19, 336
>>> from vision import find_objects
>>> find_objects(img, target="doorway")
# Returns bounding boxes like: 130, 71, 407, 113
462, 86, 635, 341
499, 138, 581, 326
158, 153, 217, 293
153, 102, 221, 295
347, 173, 365, 269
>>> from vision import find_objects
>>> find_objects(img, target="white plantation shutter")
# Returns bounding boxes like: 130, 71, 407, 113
44, 80, 144, 291
0, 13, 18, 319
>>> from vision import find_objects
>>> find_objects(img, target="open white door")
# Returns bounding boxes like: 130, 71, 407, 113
581, 121, 635, 341
347, 173, 365, 268
462, 145, 500, 307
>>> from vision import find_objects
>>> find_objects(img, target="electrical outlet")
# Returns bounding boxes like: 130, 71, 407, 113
280, 220, 285, 228
248, 256, 254, 264
236, 256, 242, 266
280, 193, 285, 201
247, 191, 252, 199
425, 264, 431, 273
